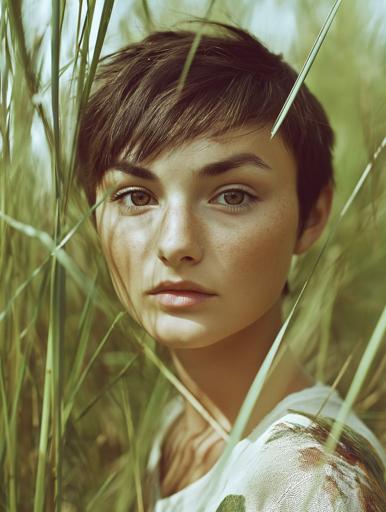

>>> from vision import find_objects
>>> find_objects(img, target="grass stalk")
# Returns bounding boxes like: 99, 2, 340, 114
6, 0, 54, 147
270, 0, 342, 138
62, 311, 126, 429
120, 382, 144, 512
0, 359, 17, 512
33, 321, 53, 512
64, 0, 113, 208
75, 354, 137, 422
324, 305, 386, 453
176, 0, 217, 94
51, 0, 62, 199
300, 305, 386, 510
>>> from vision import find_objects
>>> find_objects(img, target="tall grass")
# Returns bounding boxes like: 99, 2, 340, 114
0, 1, 385, 511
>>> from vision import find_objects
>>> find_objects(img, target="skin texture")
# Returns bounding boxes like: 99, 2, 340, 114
95, 124, 333, 497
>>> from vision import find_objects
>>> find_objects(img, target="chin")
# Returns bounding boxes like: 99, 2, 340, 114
145, 327, 217, 350
154, 336, 210, 350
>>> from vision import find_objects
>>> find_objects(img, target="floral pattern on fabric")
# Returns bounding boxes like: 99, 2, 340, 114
146, 386, 386, 512
261, 409, 386, 511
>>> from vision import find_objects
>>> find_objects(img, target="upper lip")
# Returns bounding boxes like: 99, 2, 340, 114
147, 280, 216, 295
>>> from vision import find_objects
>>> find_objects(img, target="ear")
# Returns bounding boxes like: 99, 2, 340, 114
294, 183, 334, 255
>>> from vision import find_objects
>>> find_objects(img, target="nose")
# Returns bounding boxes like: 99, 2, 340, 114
156, 201, 204, 267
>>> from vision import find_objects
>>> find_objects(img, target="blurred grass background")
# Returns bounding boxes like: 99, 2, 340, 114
0, 0, 385, 510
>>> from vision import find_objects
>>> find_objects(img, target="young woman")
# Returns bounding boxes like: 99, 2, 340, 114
77, 22, 386, 511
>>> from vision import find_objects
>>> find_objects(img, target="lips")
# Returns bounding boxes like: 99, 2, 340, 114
150, 290, 216, 307
147, 280, 215, 295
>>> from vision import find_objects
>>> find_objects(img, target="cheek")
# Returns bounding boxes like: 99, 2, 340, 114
221, 199, 298, 302
98, 217, 147, 318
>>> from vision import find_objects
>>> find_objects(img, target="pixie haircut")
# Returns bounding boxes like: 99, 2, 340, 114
77, 21, 335, 288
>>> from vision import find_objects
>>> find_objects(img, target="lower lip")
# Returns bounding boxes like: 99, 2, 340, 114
150, 291, 215, 307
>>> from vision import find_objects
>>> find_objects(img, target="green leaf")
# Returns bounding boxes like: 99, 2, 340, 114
215, 495, 246, 512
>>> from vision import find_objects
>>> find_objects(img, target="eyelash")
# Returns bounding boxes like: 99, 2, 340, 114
112, 187, 259, 213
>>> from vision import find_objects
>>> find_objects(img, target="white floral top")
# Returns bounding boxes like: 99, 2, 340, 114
144, 382, 386, 511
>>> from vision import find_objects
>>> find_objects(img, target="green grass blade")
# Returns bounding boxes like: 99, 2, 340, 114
64, 0, 110, 207
195, 133, 386, 510
132, 329, 229, 441
299, 304, 386, 510
51, 3, 65, 502
0, 188, 111, 324
80, 0, 115, 107
85, 469, 120, 511
0, 210, 94, 296
6, 0, 54, 147
325, 305, 386, 453
271, 0, 342, 139
176, 0, 217, 94
75, 354, 137, 423
62, 311, 126, 429
196, 280, 309, 510
51, 0, 62, 198
74, 0, 96, 107
33, 326, 53, 512
141, 0, 154, 33
340, 136, 386, 218
51, 258, 65, 512
0, 359, 17, 511
0, 261, 50, 467
63, 277, 96, 400
120, 381, 144, 512
0, 257, 50, 323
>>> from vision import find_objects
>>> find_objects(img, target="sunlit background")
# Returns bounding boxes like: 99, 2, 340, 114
1, 1, 385, 510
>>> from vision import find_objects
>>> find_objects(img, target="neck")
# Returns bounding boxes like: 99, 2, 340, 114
169, 299, 314, 437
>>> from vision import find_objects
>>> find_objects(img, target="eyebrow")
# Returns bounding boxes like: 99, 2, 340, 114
109, 152, 272, 182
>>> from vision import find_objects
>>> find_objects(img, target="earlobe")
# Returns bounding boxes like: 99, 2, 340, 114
294, 183, 333, 255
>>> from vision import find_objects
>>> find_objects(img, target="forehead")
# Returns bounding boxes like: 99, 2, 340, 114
167, 124, 288, 160
104, 124, 297, 184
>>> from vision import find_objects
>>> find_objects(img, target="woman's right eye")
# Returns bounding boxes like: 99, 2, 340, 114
113, 188, 155, 211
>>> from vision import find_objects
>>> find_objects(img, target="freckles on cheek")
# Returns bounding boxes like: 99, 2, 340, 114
103, 224, 134, 273
229, 209, 297, 282
101, 220, 151, 293
99, 223, 144, 320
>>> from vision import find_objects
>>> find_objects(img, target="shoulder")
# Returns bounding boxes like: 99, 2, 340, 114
242, 410, 386, 511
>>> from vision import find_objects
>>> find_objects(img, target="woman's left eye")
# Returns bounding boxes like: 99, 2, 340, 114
112, 187, 258, 213
211, 189, 259, 211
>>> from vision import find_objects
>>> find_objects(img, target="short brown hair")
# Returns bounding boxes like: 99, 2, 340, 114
77, 21, 336, 295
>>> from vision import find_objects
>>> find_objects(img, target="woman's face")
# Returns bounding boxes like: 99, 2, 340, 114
95, 125, 303, 349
